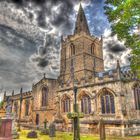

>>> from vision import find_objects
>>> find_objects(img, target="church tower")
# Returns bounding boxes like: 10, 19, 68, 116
59, 4, 104, 87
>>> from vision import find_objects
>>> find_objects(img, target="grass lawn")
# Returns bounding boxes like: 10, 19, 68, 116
16, 130, 140, 140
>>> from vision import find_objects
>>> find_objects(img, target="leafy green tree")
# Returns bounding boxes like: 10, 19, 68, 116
104, 0, 140, 75
0, 101, 4, 109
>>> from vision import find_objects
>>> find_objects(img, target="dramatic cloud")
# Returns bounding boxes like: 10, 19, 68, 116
0, 0, 130, 98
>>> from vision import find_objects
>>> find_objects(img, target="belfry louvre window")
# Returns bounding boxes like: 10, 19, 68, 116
133, 85, 140, 110
62, 97, 70, 112
91, 43, 95, 54
42, 87, 48, 107
81, 95, 91, 114
70, 43, 75, 56
100, 91, 115, 114
25, 100, 30, 116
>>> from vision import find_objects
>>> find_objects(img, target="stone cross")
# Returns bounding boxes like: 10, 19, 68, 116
99, 118, 106, 140
49, 122, 56, 138
67, 86, 84, 140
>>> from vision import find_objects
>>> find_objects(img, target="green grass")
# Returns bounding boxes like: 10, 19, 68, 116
16, 130, 140, 140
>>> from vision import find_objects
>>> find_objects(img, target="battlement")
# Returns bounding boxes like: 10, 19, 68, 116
62, 32, 102, 46
58, 65, 138, 91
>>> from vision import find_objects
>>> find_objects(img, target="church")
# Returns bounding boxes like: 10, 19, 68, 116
4, 4, 140, 136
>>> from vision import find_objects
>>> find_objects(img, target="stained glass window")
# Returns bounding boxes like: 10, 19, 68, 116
81, 95, 91, 114
100, 89, 115, 114
134, 85, 140, 110
42, 87, 48, 107
62, 96, 70, 112
25, 100, 30, 116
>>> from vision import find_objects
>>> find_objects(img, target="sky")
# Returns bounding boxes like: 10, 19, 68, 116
0, 0, 131, 97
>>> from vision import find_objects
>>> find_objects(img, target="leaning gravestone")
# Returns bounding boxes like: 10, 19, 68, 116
99, 118, 106, 140
49, 122, 56, 138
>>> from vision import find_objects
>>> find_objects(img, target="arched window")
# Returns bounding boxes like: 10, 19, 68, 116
25, 100, 30, 116
91, 43, 95, 54
62, 96, 70, 112
81, 95, 91, 114
133, 84, 140, 110
14, 102, 18, 115
42, 87, 48, 107
70, 43, 75, 56
100, 89, 115, 114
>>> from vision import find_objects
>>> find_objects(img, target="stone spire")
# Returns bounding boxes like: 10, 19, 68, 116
74, 4, 90, 35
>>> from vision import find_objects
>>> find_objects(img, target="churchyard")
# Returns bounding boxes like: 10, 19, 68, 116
15, 130, 140, 140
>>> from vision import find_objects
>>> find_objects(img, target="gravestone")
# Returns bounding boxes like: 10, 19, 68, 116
99, 118, 106, 140
44, 119, 48, 129
49, 122, 56, 138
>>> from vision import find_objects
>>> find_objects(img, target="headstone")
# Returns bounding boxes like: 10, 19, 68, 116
99, 118, 106, 140
49, 122, 56, 137
44, 119, 48, 129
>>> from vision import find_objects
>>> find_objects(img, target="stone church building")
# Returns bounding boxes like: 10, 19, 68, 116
4, 4, 140, 136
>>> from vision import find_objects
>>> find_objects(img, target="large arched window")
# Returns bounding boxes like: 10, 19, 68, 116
25, 100, 30, 116
62, 96, 70, 112
70, 43, 75, 56
81, 95, 91, 114
100, 89, 115, 114
42, 87, 48, 107
133, 84, 140, 110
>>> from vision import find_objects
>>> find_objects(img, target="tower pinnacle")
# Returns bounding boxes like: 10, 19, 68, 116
74, 4, 90, 35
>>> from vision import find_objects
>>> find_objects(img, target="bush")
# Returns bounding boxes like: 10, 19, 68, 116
27, 130, 37, 138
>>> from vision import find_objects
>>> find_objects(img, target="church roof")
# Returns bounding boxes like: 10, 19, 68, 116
74, 4, 90, 35
95, 65, 138, 80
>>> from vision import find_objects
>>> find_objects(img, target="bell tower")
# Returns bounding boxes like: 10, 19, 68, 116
59, 4, 104, 87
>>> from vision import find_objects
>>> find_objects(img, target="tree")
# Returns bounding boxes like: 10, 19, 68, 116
105, 0, 140, 76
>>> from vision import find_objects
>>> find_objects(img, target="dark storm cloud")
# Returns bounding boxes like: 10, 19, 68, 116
106, 40, 126, 54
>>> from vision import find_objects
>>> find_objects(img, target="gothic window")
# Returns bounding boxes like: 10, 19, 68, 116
25, 100, 30, 116
100, 89, 115, 114
70, 43, 75, 56
91, 43, 95, 54
62, 96, 70, 112
133, 85, 140, 110
14, 102, 18, 115
81, 95, 91, 114
42, 87, 48, 107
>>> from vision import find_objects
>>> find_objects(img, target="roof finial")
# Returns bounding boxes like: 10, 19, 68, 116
116, 60, 120, 69
44, 73, 46, 78
12, 90, 14, 96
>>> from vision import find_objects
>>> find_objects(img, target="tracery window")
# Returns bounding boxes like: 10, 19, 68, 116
133, 85, 140, 110
62, 96, 70, 112
42, 87, 48, 107
25, 100, 30, 116
81, 95, 91, 114
70, 43, 75, 56
14, 102, 18, 115
100, 89, 115, 114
